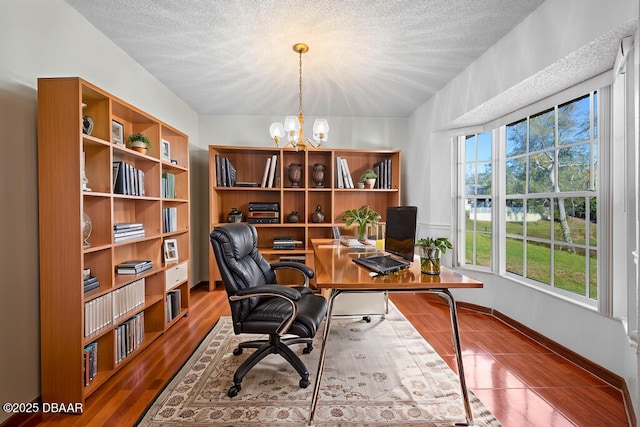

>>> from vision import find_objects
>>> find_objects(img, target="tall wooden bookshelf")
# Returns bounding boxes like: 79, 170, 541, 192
208, 146, 401, 288
38, 77, 190, 405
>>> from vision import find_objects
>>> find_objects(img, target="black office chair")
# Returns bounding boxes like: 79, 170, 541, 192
209, 223, 328, 397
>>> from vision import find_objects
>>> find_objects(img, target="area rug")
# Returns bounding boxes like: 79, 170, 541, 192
138, 303, 500, 426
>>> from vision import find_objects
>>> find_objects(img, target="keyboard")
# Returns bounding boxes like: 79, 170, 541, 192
352, 255, 409, 274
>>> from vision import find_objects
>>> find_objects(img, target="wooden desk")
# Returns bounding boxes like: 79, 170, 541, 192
308, 239, 483, 426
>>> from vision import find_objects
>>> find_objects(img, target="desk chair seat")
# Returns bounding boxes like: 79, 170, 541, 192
210, 223, 328, 397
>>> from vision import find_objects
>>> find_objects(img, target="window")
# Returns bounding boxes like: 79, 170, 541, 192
464, 132, 493, 268
461, 92, 599, 303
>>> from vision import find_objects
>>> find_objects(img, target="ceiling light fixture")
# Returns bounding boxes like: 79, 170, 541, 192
269, 43, 329, 151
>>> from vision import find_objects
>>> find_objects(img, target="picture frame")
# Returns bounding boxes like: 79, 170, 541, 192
112, 120, 124, 146
161, 139, 171, 161
163, 239, 179, 262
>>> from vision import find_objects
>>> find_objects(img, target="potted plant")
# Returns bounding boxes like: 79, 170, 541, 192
415, 237, 453, 275
343, 205, 381, 240
127, 132, 151, 154
359, 169, 378, 189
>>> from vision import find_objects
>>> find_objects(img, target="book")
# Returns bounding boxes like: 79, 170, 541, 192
261, 157, 271, 188
336, 156, 344, 188
113, 161, 125, 194
215, 154, 222, 186
227, 158, 236, 187
114, 222, 144, 230
267, 154, 277, 187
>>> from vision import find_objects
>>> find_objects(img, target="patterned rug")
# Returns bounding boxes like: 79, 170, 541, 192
138, 303, 500, 426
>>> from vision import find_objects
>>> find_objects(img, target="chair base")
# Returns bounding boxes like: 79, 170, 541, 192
228, 334, 314, 397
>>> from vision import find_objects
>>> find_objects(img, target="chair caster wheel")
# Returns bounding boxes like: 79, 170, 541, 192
228, 384, 241, 397
299, 378, 310, 388
233, 347, 243, 356
303, 344, 313, 354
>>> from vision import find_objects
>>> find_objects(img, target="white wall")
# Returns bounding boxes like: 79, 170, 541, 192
403, 0, 639, 416
0, 0, 199, 422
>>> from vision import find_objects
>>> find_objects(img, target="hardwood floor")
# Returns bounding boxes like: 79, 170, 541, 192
20, 285, 631, 426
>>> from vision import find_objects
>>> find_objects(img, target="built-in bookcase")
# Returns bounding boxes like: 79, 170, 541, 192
208, 146, 401, 288
38, 77, 190, 405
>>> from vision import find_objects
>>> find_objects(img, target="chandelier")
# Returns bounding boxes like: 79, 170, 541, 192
269, 43, 329, 151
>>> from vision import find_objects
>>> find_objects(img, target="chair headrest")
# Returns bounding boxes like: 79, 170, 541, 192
211, 223, 256, 260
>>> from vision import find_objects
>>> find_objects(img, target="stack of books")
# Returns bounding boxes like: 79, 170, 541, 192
113, 223, 145, 243
83, 275, 99, 292
83, 268, 100, 292
273, 236, 303, 250
117, 260, 152, 275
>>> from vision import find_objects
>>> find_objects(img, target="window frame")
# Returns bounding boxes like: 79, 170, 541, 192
457, 85, 608, 310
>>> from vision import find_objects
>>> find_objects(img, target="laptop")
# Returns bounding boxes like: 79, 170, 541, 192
352, 206, 417, 274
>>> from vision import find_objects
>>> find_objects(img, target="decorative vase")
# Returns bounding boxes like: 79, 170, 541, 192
227, 208, 242, 223
287, 211, 299, 223
311, 205, 325, 223
419, 247, 441, 275
357, 222, 368, 240
288, 163, 302, 187
82, 211, 92, 248
131, 144, 147, 154
357, 182, 365, 189
312, 163, 325, 187
365, 178, 376, 189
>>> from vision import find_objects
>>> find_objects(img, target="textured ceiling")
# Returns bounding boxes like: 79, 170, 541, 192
66, 0, 545, 118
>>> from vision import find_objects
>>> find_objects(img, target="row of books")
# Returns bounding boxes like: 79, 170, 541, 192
372, 159, 393, 189
116, 259, 152, 275
113, 278, 146, 321
114, 222, 145, 243
166, 289, 182, 322
113, 161, 145, 196
214, 154, 237, 187
335, 157, 355, 188
84, 292, 113, 337
163, 207, 178, 233
115, 312, 144, 364
84, 342, 98, 386
161, 172, 176, 198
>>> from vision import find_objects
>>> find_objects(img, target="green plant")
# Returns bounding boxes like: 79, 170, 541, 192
127, 132, 151, 149
359, 169, 378, 182
343, 205, 381, 240
416, 237, 453, 254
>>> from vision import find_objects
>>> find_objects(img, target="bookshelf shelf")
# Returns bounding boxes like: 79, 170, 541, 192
38, 77, 191, 405
208, 145, 401, 289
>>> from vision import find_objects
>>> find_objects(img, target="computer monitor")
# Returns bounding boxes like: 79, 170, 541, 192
384, 206, 418, 262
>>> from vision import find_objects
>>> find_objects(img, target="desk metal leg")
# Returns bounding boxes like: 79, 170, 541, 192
307, 289, 340, 426
437, 289, 473, 426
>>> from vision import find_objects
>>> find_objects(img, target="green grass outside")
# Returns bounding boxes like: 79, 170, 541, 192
467, 217, 597, 299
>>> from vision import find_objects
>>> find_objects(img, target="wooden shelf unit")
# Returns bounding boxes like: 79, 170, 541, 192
38, 77, 191, 405
208, 146, 401, 288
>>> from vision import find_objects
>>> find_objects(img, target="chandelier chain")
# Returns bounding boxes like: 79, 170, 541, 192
298, 49, 303, 118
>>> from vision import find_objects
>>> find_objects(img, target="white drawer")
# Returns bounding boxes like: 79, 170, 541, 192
165, 261, 188, 291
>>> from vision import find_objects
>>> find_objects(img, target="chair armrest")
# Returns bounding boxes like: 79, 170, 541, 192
270, 261, 315, 287
232, 284, 302, 301
230, 285, 302, 335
